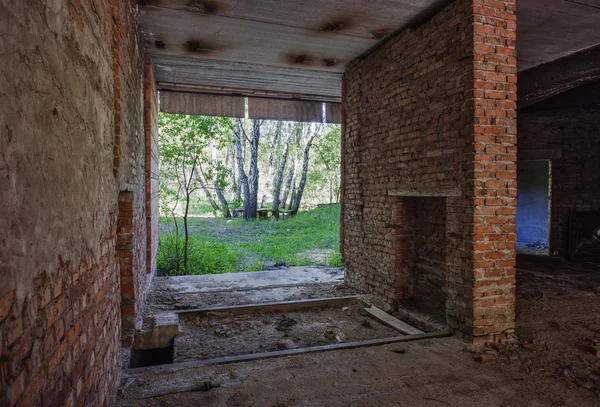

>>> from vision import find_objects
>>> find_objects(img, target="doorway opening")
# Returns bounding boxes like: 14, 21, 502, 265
516, 160, 551, 256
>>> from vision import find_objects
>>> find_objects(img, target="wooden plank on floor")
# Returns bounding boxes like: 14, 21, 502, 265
176, 296, 360, 318
364, 305, 424, 335
124, 330, 452, 375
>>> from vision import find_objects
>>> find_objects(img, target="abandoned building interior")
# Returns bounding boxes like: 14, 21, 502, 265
1, 0, 600, 405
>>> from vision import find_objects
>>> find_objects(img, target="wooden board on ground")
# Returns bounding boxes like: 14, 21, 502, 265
124, 330, 452, 376
364, 305, 424, 336
176, 296, 359, 318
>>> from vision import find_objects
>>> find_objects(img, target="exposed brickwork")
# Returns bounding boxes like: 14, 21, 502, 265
0, 0, 156, 405
412, 198, 447, 317
518, 82, 600, 257
342, 0, 516, 342
0, 218, 122, 407
145, 57, 160, 277
117, 191, 149, 346
113, 0, 154, 347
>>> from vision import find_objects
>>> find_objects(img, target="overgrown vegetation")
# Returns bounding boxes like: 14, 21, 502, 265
158, 112, 342, 276
157, 204, 343, 275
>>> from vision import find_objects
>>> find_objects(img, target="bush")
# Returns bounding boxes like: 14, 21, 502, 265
157, 233, 240, 276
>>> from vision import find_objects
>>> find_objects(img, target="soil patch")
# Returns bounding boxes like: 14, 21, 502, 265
175, 301, 399, 361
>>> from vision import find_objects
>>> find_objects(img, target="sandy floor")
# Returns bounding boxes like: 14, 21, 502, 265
118, 260, 600, 406
175, 302, 400, 362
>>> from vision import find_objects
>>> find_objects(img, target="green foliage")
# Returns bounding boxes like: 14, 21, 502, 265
157, 205, 343, 275
157, 233, 241, 276
158, 113, 234, 217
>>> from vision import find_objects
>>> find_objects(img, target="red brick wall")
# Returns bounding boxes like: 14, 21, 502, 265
0, 227, 122, 406
117, 191, 149, 346
0, 0, 155, 405
145, 57, 160, 277
518, 82, 600, 257
342, 0, 517, 342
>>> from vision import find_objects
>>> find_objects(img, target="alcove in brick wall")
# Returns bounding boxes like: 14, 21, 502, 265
393, 196, 448, 320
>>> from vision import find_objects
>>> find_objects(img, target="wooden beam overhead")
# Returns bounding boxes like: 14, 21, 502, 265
152, 55, 342, 101
248, 98, 323, 122
160, 91, 245, 118
325, 102, 342, 124
518, 44, 600, 109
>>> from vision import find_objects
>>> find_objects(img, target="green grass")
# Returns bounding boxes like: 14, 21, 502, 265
157, 204, 343, 276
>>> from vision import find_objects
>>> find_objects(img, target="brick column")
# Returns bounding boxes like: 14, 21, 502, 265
470, 0, 517, 343
340, 0, 517, 344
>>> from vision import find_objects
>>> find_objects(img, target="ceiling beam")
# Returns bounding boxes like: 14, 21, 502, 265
518, 44, 600, 109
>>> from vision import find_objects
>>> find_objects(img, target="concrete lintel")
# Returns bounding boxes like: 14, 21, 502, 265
518, 149, 563, 161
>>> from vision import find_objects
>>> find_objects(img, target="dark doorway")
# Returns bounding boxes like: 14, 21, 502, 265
516, 160, 551, 255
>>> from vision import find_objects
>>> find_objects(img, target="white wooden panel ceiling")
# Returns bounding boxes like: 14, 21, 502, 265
139, 0, 452, 101
139, 0, 600, 101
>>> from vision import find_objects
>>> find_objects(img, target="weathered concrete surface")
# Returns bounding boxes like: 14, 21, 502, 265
134, 313, 180, 350
117, 268, 600, 406
116, 337, 599, 406
154, 267, 345, 294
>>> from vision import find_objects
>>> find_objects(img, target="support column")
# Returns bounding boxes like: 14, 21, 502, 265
341, 0, 517, 343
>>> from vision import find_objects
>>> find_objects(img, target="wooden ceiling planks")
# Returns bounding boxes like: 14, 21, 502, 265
248, 98, 323, 122
139, 0, 600, 100
138, 0, 448, 99
141, 0, 432, 40
152, 55, 342, 100
139, 6, 376, 73
160, 91, 245, 117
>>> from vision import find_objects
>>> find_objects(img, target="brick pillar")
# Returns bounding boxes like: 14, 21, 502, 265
117, 191, 137, 345
340, 0, 517, 344
469, 0, 517, 343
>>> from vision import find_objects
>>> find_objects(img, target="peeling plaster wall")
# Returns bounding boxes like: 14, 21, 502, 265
0, 0, 154, 405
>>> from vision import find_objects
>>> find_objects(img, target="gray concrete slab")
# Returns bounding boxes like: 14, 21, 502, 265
153, 267, 344, 294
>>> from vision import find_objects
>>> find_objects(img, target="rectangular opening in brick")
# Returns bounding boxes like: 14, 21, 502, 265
516, 160, 551, 256
396, 197, 447, 320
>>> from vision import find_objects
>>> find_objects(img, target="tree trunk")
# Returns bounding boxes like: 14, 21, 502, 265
215, 183, 231, 217
245, 120, 261, 219
289, 178, 297, 212
183, 187, 191, 271
290, 132, 317, 215
271, 129, 292, 218
232, 143, 241, 202
281, 156, 295, 210
234, 120, 247, 205
262, 122, 282, 208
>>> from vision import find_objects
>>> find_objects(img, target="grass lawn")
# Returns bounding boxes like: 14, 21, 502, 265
157, 204, 343, 276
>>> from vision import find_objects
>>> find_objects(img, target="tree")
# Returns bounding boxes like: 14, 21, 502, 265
234, 118, 263, 219
271, 123, 294, 217
313, 126, 341, 205
159, 113, 232, 271
290, 123, 321, 215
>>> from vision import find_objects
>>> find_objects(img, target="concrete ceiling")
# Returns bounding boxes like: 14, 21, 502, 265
139, 0, 600, 101
517, 0, 600, 71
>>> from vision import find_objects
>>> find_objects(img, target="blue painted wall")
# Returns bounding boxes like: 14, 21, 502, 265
517, 160, 550, 245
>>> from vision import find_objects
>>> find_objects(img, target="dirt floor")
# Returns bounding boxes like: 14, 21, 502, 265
118, 259, 600, 406
175, 302, 400, 362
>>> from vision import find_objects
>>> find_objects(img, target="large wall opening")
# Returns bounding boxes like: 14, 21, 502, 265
516, 160, 551, 256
